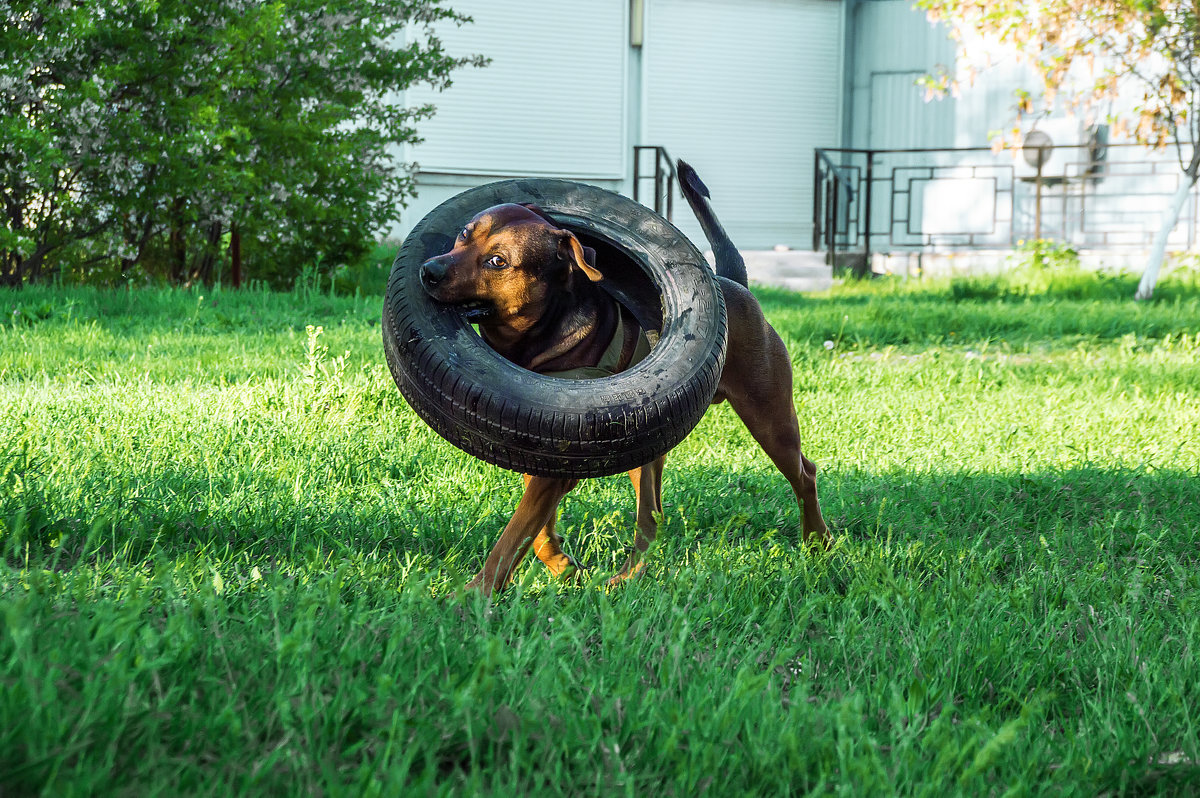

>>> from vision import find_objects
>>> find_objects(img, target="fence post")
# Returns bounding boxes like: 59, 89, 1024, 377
653, 155, 663, 217
863, 150, 874, 270
633, 147, 642, 204
812, 150, 822, 252
830, 175, 840, 268
1035, 149, 1044, 241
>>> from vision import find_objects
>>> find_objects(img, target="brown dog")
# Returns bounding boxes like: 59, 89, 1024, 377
420, 161, 830, 595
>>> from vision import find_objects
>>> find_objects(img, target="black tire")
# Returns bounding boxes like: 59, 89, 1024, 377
382, 178, 727, 478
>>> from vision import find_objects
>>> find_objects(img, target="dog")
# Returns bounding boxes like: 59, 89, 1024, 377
420, 160, 830, 595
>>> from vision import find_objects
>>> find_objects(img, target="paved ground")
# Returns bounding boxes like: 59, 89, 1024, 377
707, 249, 1159, 291
704, 249, 833, 292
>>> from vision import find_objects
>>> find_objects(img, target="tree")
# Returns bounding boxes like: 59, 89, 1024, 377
1, 0, 485, 288
1, 4, 113, 285
918, 0, 1200, 299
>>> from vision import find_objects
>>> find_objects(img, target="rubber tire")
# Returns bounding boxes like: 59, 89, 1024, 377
382, 178, 727, 478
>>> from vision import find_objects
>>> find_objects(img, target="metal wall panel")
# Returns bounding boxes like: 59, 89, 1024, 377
390, 174, 624, 245
868, 72, 931, 150
403, 1, 627, 179
849, 0, 957, 150
642, 0, 844, 250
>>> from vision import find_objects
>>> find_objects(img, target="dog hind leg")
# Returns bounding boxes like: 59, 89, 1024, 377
727, 386, 830, 548
719, 317, 831, 549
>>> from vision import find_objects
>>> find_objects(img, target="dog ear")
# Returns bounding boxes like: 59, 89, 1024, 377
556, 230, 603, 283
519, 203, 600, 275
580, 243, 599, 269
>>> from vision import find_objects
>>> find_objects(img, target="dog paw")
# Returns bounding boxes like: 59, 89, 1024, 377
462, 571, 504, 597
556, 562, 587, 585
606, 559, 646, 588
803, 529, 834, 553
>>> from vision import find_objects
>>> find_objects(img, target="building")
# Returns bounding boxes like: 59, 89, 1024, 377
396, 0, 1198, 261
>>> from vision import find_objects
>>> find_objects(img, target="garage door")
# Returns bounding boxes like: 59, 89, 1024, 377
404, 0, 628, 179
642, 0, 843, 250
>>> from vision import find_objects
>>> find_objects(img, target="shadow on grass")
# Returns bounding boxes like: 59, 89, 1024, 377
7, 267, 1199, 353
6, 459, 1198, 581
645, 461, 1200, 576
4, 466, 1198, 797
5, 283, 381, 336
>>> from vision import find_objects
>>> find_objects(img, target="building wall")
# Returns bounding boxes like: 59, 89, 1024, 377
389, 0, 1190, 255
642, 0, 843, 250
845, 0, 1196, 253
393, 0, 846, 251
395, 1, 629, 243
846, 0, 957, 151
404, 2, 628, 180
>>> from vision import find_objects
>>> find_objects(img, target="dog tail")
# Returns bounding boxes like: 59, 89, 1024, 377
677, 159, 748, 287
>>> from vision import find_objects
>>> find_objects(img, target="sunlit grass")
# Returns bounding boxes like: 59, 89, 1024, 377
2, 267, 1199, 794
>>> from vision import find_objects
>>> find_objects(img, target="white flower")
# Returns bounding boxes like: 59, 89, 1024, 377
823, 340, 835, 350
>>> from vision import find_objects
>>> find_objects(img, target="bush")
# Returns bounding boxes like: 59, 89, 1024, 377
1, 0, 486, 289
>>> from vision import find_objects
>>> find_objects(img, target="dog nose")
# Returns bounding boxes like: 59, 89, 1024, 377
420, 258, 447, 289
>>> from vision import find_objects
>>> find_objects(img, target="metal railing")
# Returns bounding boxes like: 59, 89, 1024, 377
813, 148, 864, 274
813, 143, 1200, 259
632, 145, 676, 222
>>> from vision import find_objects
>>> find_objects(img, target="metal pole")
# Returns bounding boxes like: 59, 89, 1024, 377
831, 177, 840, 269
1035, 149, 1044, 242
653, 151, 663, 216
633, 147, 641, 204
863, 150, 874, 271
812, 150, 822, 251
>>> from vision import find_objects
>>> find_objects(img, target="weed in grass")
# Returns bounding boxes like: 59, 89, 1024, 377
1, 273, 1199, 794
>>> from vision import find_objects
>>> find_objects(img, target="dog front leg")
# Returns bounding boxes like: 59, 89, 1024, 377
610, 455, 665, 585
522, 475, 583, 579
467, 476, 578, 595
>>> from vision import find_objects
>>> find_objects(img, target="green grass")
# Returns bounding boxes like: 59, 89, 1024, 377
2, 264, 1199, 795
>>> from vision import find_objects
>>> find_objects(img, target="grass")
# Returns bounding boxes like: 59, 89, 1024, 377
2, 262, 1199, 795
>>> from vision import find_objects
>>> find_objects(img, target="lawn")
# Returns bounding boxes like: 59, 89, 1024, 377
2, 264, 1199, 795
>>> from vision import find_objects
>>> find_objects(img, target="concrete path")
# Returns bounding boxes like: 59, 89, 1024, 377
704, 249, 833, 293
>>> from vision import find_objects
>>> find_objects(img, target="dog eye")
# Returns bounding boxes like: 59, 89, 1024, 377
485, 254, 507, 269
457, 228, 468, 241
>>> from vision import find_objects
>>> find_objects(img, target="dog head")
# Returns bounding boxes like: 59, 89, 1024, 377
419, 203, 603, 328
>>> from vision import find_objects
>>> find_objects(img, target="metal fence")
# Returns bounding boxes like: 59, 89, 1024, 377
632, 145, 676, 223
813, 143, 1200, 262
